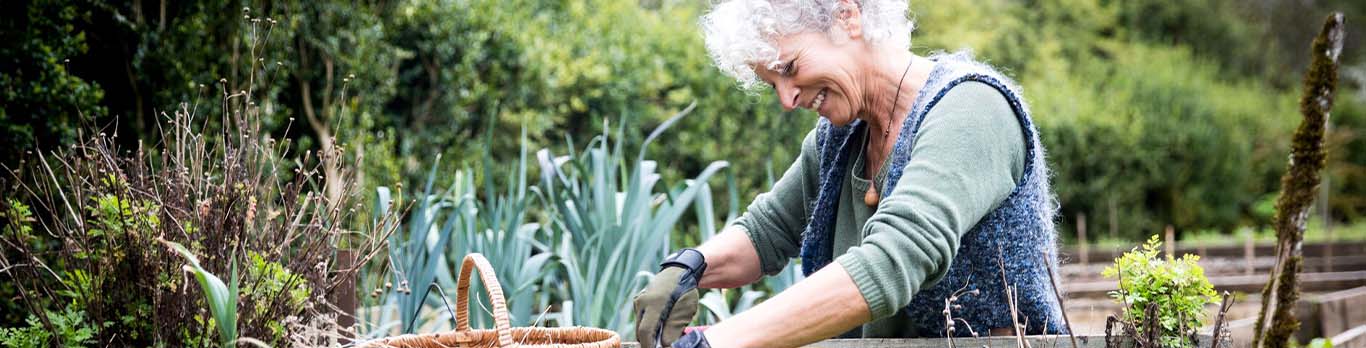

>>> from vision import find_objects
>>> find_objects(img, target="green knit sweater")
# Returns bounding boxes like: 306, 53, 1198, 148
732, 81, 1025, 336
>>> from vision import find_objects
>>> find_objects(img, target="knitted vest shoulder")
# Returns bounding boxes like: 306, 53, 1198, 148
798, 52, 1065, 336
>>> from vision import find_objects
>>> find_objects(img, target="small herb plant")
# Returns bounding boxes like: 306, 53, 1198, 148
0, 308, 97, 348
1103, 235, 1219, 348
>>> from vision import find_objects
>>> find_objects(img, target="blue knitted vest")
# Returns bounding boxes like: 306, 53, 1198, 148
798, 52, 1065, 336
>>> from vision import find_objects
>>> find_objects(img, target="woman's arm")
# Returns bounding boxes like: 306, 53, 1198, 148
634, 128, 823, 348
709, 128, 823, 284
703, 262, 870, 348
696, 225, 765, 288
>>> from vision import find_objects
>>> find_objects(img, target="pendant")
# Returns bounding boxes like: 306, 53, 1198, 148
864, 184, 879, 207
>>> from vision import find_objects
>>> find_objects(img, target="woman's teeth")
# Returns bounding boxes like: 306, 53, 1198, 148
811, 89, 828, 111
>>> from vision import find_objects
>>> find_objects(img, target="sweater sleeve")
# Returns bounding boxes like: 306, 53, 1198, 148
732, 128, 822, 276
835, 81, 1027, 318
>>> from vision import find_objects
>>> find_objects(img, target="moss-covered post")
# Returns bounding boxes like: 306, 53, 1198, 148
1252, 12, 1345, 348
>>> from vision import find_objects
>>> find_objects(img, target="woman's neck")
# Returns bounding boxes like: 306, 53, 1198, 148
859, 50, 931, 158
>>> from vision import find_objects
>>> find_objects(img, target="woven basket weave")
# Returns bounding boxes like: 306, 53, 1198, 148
362, 254, 621, 348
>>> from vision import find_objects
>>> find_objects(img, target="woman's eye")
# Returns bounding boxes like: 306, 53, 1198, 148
782, 62, 795, 76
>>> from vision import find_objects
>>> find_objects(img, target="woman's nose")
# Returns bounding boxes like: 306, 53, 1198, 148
776, 83, 801, 111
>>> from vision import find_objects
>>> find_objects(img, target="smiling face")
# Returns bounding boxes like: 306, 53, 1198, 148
753, 32, 871, 126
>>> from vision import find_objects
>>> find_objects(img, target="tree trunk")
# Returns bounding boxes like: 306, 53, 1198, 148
1252, 12, 1345, 348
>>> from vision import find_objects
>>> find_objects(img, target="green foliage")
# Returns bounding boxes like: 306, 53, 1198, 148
244, 252, 311, 341
1307, 338, 1333, 348
1103, 235, 1218, 347
43, 190, 161, 343
0, 22, 394, 343
376, 165, 475, 334
0, 0, 106, 168
381, 0, 796, 208
86, 192, 160, 239
0, 200, 37, 325
164, 240, 239, 348
4, 0, 1366, 342
916, 0, 1320, 238
0, 308, 97, 348
364, 133, 551, 335
1105, 0, 1271, 76
1327, 91, 1366, 220
360, 109, 730, 338
536, 109, 729, 335
698, 289, 765, 323
8, 0, 1365, 244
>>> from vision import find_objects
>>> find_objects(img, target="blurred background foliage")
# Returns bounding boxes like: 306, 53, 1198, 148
3, 0, 1365, 242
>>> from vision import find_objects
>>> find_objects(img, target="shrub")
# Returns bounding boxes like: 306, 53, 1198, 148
1103, 235, 1219, 347
0, 12, 396, 346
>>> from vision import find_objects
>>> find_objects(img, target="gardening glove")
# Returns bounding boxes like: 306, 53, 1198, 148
671, 329, 712, 348
634, 249, 707, 348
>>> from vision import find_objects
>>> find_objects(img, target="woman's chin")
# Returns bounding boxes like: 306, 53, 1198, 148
821, 112, 855, 127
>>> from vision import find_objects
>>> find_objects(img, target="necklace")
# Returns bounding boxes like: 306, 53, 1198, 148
864, 57, 915, 208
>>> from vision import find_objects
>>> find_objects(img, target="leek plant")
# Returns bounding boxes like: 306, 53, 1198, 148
439, 130, 554, 329
362, 104, 745, 338
364, 131, 553, 335
535, 104, 728, 335
379, 158, 473, 334
694, 165, 804, 324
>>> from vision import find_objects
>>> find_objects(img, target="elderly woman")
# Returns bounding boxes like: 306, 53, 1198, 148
632, 0, 1064, 347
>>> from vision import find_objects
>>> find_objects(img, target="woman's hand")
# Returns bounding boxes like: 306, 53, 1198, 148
635, 226, 768, 347
633, 260, 703, 348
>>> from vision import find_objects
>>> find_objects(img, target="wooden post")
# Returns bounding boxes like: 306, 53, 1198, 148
1077, 213, 1089, 265
332, 249, 359, 343
1166, 225, 1176, 259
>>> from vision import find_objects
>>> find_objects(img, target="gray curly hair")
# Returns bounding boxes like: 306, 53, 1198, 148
700, 0, 914, 90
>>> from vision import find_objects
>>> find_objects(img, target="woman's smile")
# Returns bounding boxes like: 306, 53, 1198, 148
810, 87, 829, 113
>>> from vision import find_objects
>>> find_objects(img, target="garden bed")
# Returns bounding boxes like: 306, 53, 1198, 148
620, 335, 1218, 348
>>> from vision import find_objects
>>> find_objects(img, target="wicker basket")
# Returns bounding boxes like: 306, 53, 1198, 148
362, 254, 622, 348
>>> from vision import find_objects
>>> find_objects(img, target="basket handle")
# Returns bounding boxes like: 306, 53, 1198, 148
456, 253, 516, 348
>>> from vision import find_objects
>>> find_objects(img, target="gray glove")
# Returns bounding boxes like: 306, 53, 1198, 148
633, 249, 707, 348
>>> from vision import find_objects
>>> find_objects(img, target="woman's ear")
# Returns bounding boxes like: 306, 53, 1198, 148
833, 0, 863, 41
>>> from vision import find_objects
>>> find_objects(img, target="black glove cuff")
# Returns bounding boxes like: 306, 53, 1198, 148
673, 330, 711, 348
661, 248, 707, 277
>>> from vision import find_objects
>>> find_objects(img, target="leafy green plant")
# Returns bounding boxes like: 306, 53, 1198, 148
0, 308, 97, 348
163, 240, 239, 348
377, 161, 470, 334
1103, 235, 1218, 347
244, 252, 311, 341
447, 130, 555, 329
698, 289, 765, 323
365, 111, 745, 337
535, 104, 728, 335
1307, 338, 1333, 348
364, 131, 552, 336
